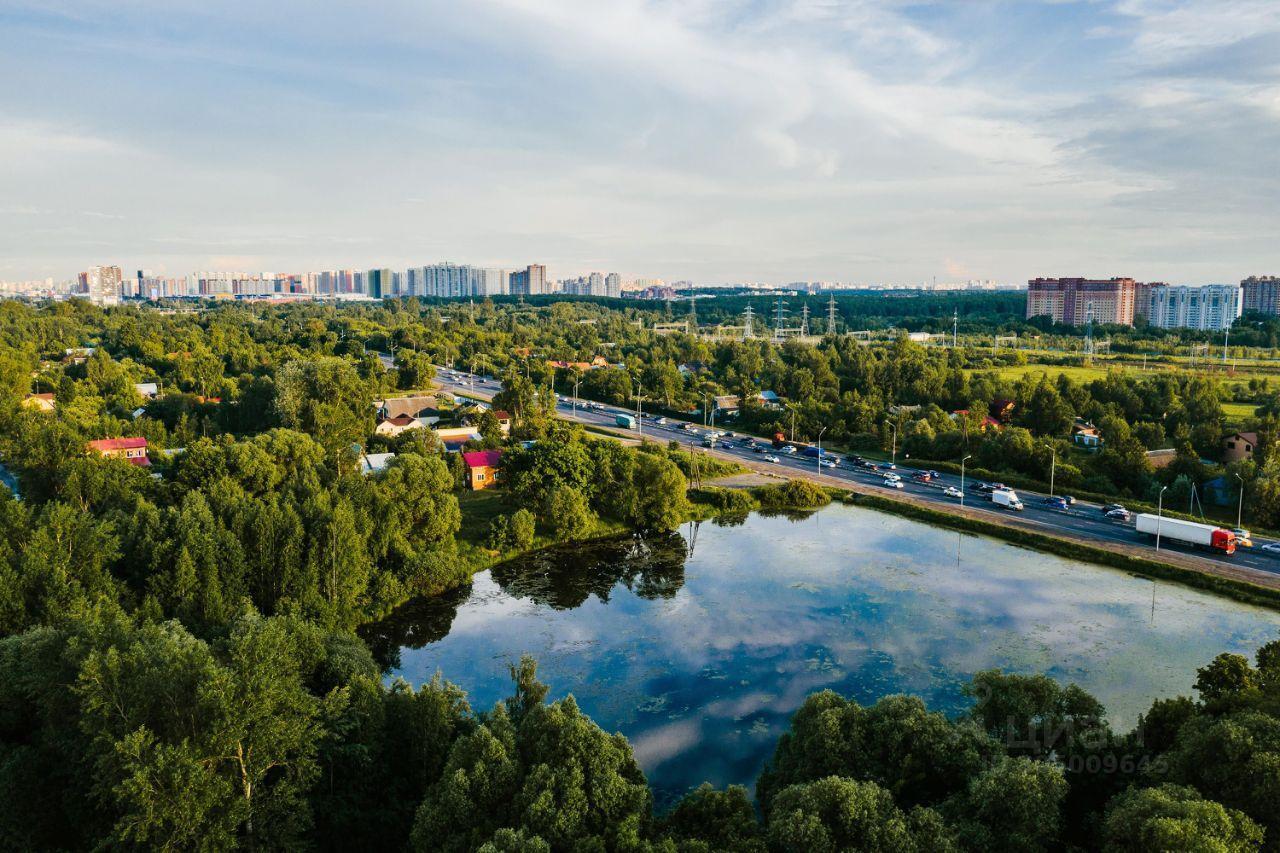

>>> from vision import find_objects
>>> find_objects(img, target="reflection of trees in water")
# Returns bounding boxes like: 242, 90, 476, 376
360, 531, 690, 669
360, 582, 473, 670
491, 531, 689, 610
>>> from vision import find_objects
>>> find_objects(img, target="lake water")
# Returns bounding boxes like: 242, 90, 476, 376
373, 503, 1280, 806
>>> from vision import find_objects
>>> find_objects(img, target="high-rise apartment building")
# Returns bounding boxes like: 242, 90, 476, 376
409, 263, 509, 298
604, 273, 621, 298
84, 265, 123, 306
1144, 284, 1241, 331
1242, 276, 1280, 315
1025, 277, 1137, 326
510, 264, 548, 296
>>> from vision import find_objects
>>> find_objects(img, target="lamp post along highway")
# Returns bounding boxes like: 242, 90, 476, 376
889, 422, 898, 466
1156, 485, 1168, 551
961, 454, 972, 507
1043, 444, 1056, 497
817, 426, 827, 476
1235, 473, 1245, 530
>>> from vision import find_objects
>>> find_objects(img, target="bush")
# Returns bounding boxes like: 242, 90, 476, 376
753, 480, 831, 511
509, 509, 535, 550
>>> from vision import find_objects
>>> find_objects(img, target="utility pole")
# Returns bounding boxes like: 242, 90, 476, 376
828, 295, 838, 336
817, 426, 827, 476
688, 283, 697, 333
961, 455, 972, 507
889, 422, 898, 466
635, 382, 644, 438
952, 309, 958, 348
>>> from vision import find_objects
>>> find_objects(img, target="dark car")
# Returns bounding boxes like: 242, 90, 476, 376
1042, 496, 1068, 509
1062, 495, 1076, 505
1105, 508, 1131, 521
967, 480, 986, 491
1102, 503, 1126, 514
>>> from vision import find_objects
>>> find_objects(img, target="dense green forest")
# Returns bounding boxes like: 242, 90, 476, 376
0, 295, 1278, 849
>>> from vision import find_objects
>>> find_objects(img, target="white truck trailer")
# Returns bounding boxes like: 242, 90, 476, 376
1134, 514, 1236, 554
991, 488, 1024, 511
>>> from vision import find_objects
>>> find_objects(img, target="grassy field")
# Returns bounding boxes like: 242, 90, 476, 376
1222, 401, 1257, 426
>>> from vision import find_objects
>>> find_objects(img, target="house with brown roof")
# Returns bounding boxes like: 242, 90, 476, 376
462, 449, 503, 490
375, 414, 427, 437
1222, 432, 1259, 464
1072, 419, 1103, 449
87, 437, 150, 466
375, 395, 439, 421
23, 393, 56, 412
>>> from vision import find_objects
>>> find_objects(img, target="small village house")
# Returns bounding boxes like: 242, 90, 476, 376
22, 393, 55, 412
87, 437, 150, 467
1222, 432, 1258, 464
375, 414, 426, 437
462, 449, 503, 490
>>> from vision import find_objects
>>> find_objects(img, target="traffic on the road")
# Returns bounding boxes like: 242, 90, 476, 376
430, 366, 1280, 576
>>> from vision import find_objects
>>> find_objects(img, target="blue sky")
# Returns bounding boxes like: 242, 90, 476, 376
1, 0, 1277, 284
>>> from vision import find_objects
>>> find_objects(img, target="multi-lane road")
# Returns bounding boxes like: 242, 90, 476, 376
429, 366, 1280, 581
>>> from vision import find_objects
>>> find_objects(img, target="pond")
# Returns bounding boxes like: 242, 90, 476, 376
370, 503, 1280, 807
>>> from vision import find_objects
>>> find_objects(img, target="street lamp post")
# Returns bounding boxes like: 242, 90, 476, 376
635, 382, 644, 438
1235, 473, 1245, 530
961, 454, 972, 507
817, 426, 828, 476
1156, 485, 1168, 551
572, 372, 581, 418
889, 422, 898, 466
1043, 444, 1056, 497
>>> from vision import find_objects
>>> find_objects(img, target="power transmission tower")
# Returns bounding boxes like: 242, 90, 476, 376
799, 303, 810, 337
773, 298, 789, 341
827, 295, 838, 335
952, 309, 958, 348
742, 305, 755, 339
688, 283, 697, 332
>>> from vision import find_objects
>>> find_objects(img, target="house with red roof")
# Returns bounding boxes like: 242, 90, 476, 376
462, 449, 503, 490
87, 437, 150, 466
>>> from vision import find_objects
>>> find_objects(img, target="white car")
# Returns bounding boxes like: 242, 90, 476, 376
943, 486, 963, 498
763, 454, 781, 463
884, 472, 901, 482
882, 478, 904, 489
654, 417, 667, 425
780, 445, 797, 454
822, 460, 838, 468
1261, 542, 1280, 554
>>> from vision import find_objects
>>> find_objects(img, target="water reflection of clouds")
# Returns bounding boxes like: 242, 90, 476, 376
393, 503, 1280, 801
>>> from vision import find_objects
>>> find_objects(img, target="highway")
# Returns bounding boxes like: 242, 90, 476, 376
429, 366, 1280, 580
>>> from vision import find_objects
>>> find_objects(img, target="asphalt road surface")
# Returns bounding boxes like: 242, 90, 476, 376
430, 366, 1280, 577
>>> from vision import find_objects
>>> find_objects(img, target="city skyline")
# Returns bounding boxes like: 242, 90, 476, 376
3, 1, 1278, 283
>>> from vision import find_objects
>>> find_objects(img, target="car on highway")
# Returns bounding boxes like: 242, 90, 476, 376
821, 460, 838, 469
943, 486, 963, 498
1102, 503, 1127, 515
879, 462, 896, 471
928, 470, 942, 479
1233, 528, 1253, 547
884, 472, 902, 482
763, 454, 781, 463
780, 445, 797, 454
701, 438, 715, 447
1042, 496, 1069, 510
911, 472, 932, 483
1061, 495, 1077, 505
653, 417, 667, 425
1105, 508, 1131, 521
752, 445, 765, 453
1261, 542, 1280, 554
881, 478, 904, 489
969, 481, 994, 493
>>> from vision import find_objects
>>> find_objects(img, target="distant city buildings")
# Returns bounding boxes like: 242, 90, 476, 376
1242, 276, 1280, 315
1026, 277, 1138, 325
1027, 277, 1248, 331
509, 264, 548, 296
560, 272, 622, 298
1143, 284, 1241, 331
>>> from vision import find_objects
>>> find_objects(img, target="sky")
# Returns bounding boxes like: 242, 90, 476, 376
1, 0, 1277, 285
